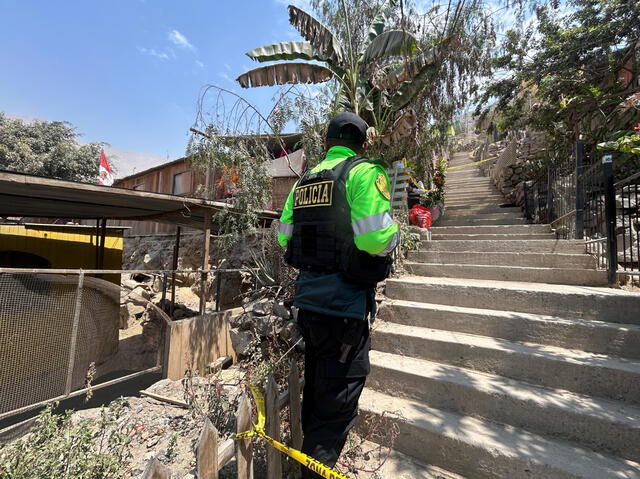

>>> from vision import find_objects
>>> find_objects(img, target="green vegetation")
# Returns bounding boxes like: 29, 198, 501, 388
476, 0, 639, 158
0, 113, 103, 182
0, 401, 132, 479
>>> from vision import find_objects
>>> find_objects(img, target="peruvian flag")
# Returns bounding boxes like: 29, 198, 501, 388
98, 150, 114, 186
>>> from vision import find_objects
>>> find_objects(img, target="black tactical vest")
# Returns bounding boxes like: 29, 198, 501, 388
284, 156, 392, 286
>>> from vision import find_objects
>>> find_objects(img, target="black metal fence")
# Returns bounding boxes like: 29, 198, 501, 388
523, 140, 639, 285
616, 172, 640, 280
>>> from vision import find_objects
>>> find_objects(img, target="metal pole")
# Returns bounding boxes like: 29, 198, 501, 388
97, 218, 107, 270
546, 166, 554, 224
200, 214, 211, 315
215, 270, 222, 312
603, 154, 618, 286
523, 181, 530, 221
161, 272, 168, 304
170, 227, 181, 318
575, 139, 585, 239
65, 270, 85, 395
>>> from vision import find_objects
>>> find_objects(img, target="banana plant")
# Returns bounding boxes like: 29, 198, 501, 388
235, 2, 447, 136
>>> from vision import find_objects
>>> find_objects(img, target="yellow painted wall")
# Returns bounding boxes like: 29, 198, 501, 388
0, 224, 124, 284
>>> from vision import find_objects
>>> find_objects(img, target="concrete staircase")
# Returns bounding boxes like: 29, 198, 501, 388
360, 151, 640, 478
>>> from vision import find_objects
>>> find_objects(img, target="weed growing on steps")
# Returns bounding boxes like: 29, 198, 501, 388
337, 412, 400, 478
0, 399, 132, 479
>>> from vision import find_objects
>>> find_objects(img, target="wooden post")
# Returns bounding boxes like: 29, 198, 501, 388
142, 458, 171, 479
236, 393, 254, 479
288, 362, 303, 451
265, 374, 282, 479
200, 214, 211, 315
170, 227, 181, 318
197, 418, 219, 479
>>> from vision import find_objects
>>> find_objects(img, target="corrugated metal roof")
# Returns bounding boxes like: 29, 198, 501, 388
0, 171, 278, 231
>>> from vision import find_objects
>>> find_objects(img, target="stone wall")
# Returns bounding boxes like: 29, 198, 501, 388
480, 131, 549, 203
123, 229, 272, 309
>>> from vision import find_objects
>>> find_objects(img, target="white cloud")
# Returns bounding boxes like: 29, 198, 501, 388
196, 60, 205, 68
218, 72, 233, 83
224, 63, 231, 71
168, 29, 194, 50
138, 47, 169, 60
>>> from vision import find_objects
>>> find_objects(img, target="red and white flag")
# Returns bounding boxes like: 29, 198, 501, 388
98, 150, 114, 186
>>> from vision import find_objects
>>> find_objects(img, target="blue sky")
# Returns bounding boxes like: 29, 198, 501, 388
0, 0, 309, 173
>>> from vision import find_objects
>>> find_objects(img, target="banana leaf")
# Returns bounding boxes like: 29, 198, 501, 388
361, 0, 398, 54
361, 30, 418, 65
374, 45, 439, 91
288, 5, 344, 64
390, 62, 439, 111
236, 62, 334, 88
246, 41, 329, 63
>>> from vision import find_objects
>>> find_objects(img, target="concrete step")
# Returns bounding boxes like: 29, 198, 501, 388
447, 171, 486, 182
385, 275, 640, 324
431, 225, 550, 235
421, 239, 587, 253
446, 177, 493, 182
443, 206, 521, 215
446, 180, 494, 188
446, 189, 498, 196
446, 193, 505, 200
431, 233, 557, 240
437, 216, 526, 226
408, 250, 596, 268
355, 441, 466, 479
445, 178, 498, 187
368, 351, 640, 462
360, 389, 640, 479
373, 321, 640, 404
447, 173, 486, 181
405, 262, 608, 286
445, 200, 507, 207
378, 299, 640, 359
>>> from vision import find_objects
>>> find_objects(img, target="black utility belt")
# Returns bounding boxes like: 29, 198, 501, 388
298, 265, 340, 274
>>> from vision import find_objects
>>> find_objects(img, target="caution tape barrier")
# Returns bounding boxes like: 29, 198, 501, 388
235, 385, 354, 479
445, 156, 498, 172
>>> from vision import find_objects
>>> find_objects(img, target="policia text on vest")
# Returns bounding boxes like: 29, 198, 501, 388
294, 181, 333, 208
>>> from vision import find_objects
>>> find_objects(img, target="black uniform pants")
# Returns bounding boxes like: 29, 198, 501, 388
297, 309, 370, 479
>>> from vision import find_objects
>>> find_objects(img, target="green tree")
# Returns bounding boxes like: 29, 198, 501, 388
0, 113, 104, 182
476, 0, 640, 152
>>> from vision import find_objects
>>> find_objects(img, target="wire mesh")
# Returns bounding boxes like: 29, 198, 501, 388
0, 266, 260, 419
0, 273, 83, 415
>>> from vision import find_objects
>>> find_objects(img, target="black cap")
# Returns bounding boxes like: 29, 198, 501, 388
326, 112, 368, 143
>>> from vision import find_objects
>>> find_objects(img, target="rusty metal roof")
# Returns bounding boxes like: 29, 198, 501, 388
0, 171, 278, 230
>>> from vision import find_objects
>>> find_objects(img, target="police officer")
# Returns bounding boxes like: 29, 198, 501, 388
277, 112, 399, 478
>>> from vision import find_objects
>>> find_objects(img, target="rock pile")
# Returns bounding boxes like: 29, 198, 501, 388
228, 298, 302, 357
119, 273, 201, 329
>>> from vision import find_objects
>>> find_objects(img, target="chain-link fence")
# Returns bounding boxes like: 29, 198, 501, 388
0, 266, 259, 421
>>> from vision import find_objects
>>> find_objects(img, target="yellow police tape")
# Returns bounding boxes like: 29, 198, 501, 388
235, 385, 354, 479
445, 155, 497, 172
